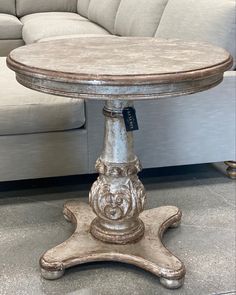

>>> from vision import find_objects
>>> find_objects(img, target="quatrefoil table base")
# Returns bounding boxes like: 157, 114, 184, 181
40, 201, 185, 289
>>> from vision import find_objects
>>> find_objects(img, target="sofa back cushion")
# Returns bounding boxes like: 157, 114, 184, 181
114, 0, 168, 36
88, 0, 121, 33
155, 0, 236, 68
0, 0, 16, 15
77, 0, 91, 17
16, 0, 77, 17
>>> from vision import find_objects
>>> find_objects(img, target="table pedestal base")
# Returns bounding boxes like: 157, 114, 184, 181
40, 201, 185, 289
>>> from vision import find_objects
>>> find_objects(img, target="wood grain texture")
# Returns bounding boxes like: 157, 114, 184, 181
7, 37, 233, 100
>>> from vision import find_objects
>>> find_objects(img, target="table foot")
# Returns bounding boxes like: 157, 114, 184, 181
169, 220, 181, 228
160, 277, 184, 289
41, 268, 65, 280
40, 201, 185, 288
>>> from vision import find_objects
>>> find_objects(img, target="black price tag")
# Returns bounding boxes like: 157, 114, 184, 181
122, 107, 139, 132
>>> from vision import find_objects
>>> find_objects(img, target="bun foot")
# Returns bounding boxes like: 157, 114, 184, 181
41, 268, 65, 280
225, 161, 236, 179
160, 277, 184, 289
169, 220, 181, 228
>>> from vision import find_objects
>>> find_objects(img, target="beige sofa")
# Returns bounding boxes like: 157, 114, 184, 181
0, 0, 235, 181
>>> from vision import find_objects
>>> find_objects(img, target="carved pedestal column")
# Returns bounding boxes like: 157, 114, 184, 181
40, 100, 185, 289
89, 100, 146, 244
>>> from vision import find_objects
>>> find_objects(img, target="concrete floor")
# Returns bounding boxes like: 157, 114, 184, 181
0, 163, 235, 295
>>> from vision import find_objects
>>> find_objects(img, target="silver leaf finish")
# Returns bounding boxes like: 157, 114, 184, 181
7, 37, 232, 289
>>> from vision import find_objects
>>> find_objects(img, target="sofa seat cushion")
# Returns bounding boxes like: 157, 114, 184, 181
0, 58, 85, 135
39, 34, 113, 42
20, 12, 87, 24
22, 12, 110, 44
0, 14, 22, 39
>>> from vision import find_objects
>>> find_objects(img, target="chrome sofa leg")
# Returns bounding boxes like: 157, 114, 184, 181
225, 161, 236, 179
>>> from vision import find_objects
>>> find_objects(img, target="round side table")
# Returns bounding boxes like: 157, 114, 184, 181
7, 37, 232, 289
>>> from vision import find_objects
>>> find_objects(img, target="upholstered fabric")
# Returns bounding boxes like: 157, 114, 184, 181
0, 58, 85, 135
86, 72, 236, 171
39, 34, 114, 42
0, 129, 88, 181
88, 0, 121, 34
77, 0, 91, 17
0, 14, 22, 39
21, 12, 87, 24
155, 0, 236, 69
0, 39, 24, 56
0, 0, 16, 15
16, 0, 77, 17
114, 0, 168, 36
22, 14, 110, 44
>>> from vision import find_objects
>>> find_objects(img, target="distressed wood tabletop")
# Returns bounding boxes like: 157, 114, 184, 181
7, 37, 233, 100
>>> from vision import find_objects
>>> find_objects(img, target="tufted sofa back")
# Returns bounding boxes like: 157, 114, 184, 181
77, 0, 168, 36
155, 0, 236, 68
16, 0, 77, 17
114, 0, 168, 37
77, 0, 90, 17
88, 0, 121, 34
77, 0, 122, 34
0, 0, 16, 15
